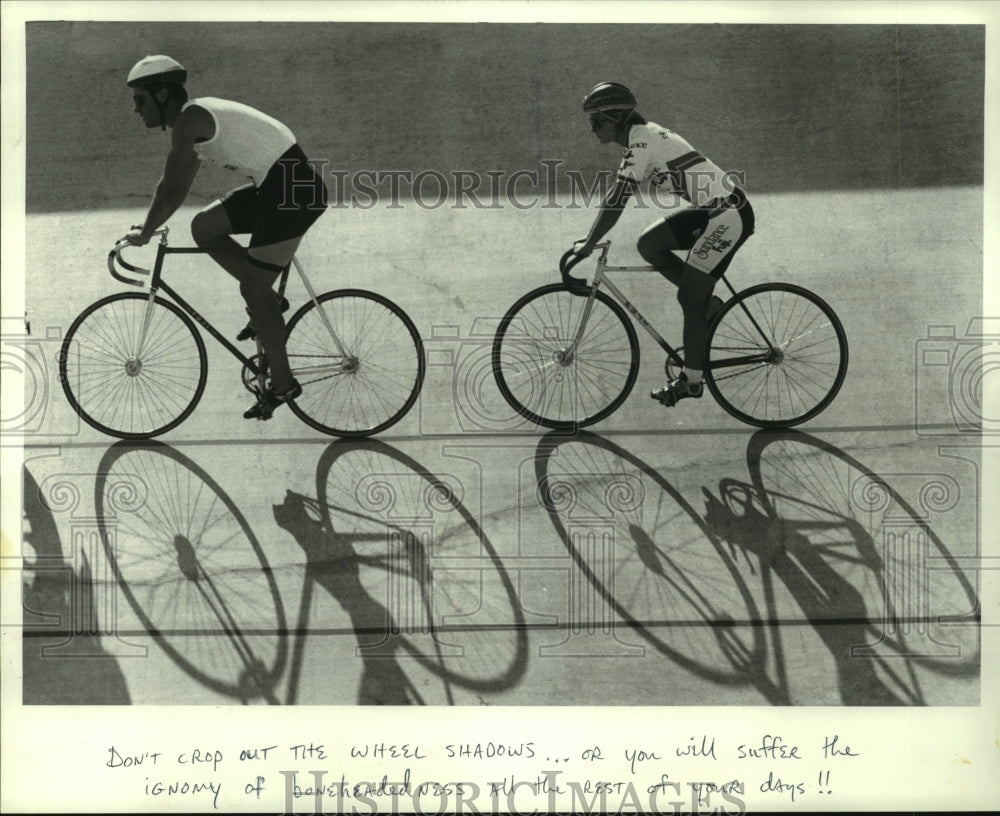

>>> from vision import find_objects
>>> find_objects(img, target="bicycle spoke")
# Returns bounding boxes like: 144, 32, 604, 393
706, 284, 847, 427
285, 291, 424, 436
493, 286, 639, 428
60, 294, 207, 438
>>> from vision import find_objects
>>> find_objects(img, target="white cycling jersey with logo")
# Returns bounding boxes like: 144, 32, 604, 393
617, 122, 731, 206
618, 121, 751, 275
183, 97, 296, 185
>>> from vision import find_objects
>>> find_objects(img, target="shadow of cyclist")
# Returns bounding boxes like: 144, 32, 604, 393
703, 479, 914, 705
274, 491, 425, 704
702, 428, 981, 705
276, 438, 529, 705
22, 465, 131, 704
534, 430, 780, 701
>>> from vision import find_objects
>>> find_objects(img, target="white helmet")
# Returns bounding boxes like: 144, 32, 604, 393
127, 55, 187, 88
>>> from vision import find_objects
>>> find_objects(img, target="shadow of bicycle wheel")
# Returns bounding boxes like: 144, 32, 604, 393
744, 429, 981, 683
95, 440, 289, 703
280, 438, 531, 702
534, 430, 773, 695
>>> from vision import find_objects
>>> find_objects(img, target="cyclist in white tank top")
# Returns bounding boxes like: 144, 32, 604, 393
570, 82, 755, 409
182, 97, 296, 184
122, 57, 327, 421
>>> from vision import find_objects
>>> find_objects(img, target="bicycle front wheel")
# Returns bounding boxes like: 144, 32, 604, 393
284, 290, 425, 436
492, 284, 639, 429
705, 283, 848, 428
59, 293, 207, 439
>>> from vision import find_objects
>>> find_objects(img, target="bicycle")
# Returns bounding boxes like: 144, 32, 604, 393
58, 227, 425, 439
492, 241, 848, 429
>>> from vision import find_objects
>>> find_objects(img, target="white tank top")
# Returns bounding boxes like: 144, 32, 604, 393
183, 97, 296, 183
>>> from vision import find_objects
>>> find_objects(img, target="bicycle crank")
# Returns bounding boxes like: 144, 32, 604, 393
241, 354, 270, 394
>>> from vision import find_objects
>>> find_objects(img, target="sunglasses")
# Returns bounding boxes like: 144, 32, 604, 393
590, 113, 614, 131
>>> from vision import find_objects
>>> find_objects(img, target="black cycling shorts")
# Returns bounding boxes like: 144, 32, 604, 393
221, 144, 328, 248
663, 190, 755, 278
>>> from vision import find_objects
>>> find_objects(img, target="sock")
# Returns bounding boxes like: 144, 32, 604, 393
683, 367, 703, 384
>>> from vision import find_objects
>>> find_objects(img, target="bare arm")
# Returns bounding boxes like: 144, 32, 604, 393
128, 109, 203, 243
574, 177, 636, 255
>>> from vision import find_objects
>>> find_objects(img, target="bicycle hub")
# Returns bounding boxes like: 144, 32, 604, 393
553, 348, 575, 366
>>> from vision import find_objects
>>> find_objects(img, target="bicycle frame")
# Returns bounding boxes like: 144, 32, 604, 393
109, 228, 351, 383
565, 241, 777, 372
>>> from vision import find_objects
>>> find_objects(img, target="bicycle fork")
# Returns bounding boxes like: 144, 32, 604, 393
556, 262, 611, 367
557, 291, 600, 366
125, 287, 161, 376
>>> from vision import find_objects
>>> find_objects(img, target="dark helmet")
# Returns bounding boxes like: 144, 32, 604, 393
126, 55, 187, 88
582, 81, 636, 115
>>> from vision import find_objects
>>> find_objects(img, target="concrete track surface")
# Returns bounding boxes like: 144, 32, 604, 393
17, 185, 987, 707
3, 16, 997, 816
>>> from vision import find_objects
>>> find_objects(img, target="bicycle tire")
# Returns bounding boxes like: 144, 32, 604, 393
284, 289, 425, 437
492, 284, 640, 429
58, 292, 207, 439
705, 282, 848, 428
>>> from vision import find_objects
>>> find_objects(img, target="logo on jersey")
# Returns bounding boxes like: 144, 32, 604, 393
650, 168, 683, 191
694, 223, 732, 260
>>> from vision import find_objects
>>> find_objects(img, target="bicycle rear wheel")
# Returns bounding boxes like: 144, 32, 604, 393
705, 283, 848, 428
492, 284, 639, 429
284, 290, 425, 436
59, 293, 207, 439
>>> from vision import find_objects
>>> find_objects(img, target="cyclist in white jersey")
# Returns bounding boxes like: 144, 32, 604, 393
122, 56, 328, 420
570, 82, 755, 407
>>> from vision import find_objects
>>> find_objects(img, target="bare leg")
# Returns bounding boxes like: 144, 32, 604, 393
191, 203, 300, 392
239, 267, 293, 391
637, 218, 686, 287
676, 266, 716, 371
638, 218, 718, 370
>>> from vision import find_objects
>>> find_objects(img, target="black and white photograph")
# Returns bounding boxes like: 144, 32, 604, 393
2, 1, 997, 813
